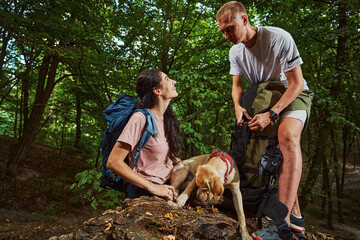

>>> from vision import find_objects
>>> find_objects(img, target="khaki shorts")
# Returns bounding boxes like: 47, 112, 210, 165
282, 90, 314, 130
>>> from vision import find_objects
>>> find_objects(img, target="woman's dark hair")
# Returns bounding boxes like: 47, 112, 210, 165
136, 69, 181, 163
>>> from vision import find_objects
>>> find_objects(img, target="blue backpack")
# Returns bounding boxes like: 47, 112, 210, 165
96, 94, 158, 192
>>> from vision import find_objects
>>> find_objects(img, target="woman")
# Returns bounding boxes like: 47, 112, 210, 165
107, 69, 181, 201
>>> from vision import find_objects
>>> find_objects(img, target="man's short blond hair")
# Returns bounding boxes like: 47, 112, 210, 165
216, 1, 247, 22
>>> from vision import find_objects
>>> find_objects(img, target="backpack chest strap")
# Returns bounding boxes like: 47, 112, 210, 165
210, 149, 235, 182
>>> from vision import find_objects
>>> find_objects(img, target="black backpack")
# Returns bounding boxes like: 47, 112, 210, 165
230, 81, 289, 226
95, 94, 158, 192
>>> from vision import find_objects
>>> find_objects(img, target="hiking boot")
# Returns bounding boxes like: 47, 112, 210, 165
251, 219, 293, 240
266, 213, 306, 236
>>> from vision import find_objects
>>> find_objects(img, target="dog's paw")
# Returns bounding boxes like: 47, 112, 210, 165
176, 193, 189, 207
174, 191, 179, 198
167, 200, 179, 207
240, 230, 252, 240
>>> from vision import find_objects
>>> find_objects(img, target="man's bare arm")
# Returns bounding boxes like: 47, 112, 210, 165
270, 65, 304, 114
232, 75, 252, 125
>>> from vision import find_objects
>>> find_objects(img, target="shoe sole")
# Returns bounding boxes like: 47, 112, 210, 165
264, 216, 306, 234
251, 233, 263, 240
290, 224, 306, 233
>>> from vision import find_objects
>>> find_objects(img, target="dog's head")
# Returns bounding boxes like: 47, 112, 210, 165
194, 165, 224, 203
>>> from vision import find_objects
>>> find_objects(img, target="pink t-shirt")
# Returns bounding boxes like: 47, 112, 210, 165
117, 110, 173, 184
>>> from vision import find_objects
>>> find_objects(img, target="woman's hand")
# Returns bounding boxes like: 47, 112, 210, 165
248, 112, 271, 131
147, 183, 175, 201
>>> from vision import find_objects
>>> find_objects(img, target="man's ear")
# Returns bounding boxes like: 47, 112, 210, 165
242, 14, 248, 25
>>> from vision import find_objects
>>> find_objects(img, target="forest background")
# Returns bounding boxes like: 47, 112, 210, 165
1, 0, 360, 235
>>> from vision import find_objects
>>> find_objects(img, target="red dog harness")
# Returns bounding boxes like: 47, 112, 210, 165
209, 149, 235, 182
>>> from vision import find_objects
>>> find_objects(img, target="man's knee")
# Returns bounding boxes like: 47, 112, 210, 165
278, 119, 302, 152
279, 136, 301, 156
279, 132, 300, 149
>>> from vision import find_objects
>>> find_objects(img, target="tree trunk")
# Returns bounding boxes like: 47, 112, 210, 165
321, 146, 333, 229
22, 54, 33, 136
338, 124, 355, 223
330, 127, 344, 223
300, 119, 329, 211
74, 79, 82, 149
19, 55, 32, 139
355, 134, 360, 169
329, 2, 348, 224
327, 184, 334, 229
320, 173, 326, 219
59, 111, 68, 158
14, 89, 19, 137
5, 54, 59, 175
0, 31, 10, 72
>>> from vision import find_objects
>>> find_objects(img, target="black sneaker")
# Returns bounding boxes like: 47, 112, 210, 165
265, 213, 306, 236
294, 232, 306, 240
289, 213, 306, 234
251, 219, 293, 240
290, 213, 306, 239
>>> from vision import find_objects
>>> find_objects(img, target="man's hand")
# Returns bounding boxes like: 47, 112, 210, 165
248, 112, 272, 131
235, 105, 252, 125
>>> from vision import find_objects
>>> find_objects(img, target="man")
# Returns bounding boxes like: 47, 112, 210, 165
216, 1, 313, 240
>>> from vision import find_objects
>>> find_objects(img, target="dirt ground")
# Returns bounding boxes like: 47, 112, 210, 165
0, 135, 359, 240
0, 135, 97, 240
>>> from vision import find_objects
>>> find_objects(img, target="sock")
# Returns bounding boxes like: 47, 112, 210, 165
291, 213, 303, 219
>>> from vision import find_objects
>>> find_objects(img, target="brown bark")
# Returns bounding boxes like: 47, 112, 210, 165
49, 196, 335, 240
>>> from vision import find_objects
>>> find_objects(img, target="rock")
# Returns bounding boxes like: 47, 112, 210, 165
15, 167, 41, 181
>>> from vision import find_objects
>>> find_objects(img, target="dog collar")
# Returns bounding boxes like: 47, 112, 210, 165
210, 149, 235, 182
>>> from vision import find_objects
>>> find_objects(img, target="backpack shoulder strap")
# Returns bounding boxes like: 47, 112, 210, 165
130, 109, 158, 168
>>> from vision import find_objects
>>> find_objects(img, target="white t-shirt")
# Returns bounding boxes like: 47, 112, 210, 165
229, 26, 308, 90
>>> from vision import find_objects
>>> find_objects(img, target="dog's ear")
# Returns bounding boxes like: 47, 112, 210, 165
211, 177, 224, 202
194, 166, 199, 174
195, 166, 205, 186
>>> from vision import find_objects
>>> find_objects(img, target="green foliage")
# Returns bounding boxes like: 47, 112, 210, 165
170, 69, 233, 157
70, 159, 125, 210
0, 110, 14, 136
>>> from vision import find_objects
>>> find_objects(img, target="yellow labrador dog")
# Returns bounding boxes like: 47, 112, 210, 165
170, 150, 251, 240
